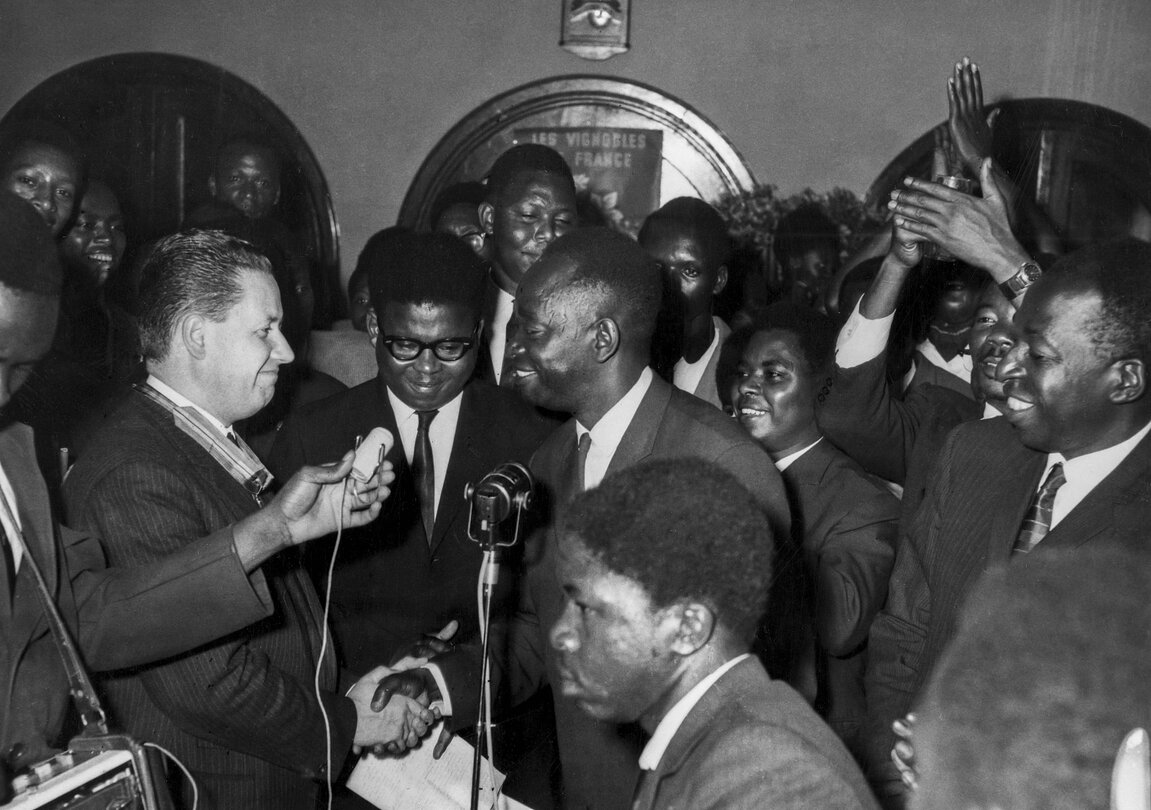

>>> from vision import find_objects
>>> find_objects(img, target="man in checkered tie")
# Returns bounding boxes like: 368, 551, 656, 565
863, 239, 1151, 809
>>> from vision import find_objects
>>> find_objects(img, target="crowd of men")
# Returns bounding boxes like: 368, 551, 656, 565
0, 56, 1148, 810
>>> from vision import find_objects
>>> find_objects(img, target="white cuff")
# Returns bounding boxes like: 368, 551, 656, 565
424, 663, 453, 717
835, 298, 895, 369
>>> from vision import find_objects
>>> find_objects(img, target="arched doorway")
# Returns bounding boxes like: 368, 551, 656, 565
2, 52, 343, 323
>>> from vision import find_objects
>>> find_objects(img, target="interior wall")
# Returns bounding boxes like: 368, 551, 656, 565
2, 0, 1149, 285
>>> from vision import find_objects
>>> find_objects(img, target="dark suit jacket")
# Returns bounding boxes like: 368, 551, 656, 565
863, 416, 1151, 803
436, 375, 792, 810
0, 420, 271, 776
820, 352, 980, 518
780, 439, 897, 754
633, 657, 878, 810
268, 377, 552, 670
63, 391, 356, 810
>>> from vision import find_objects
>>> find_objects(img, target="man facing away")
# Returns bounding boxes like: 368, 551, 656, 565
863, 240, 1151, 808
381, 227, 792, 810
551, 458, 878, 810
63, 230, 432, 809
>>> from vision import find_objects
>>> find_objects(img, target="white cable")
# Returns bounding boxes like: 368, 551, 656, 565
143, 741, 198, 810
314, 483, 347, 810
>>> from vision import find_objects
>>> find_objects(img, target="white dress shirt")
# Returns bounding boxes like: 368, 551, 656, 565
1040, 419, 1151, 530
0, 458, 24, 571
637, 654, 750, 770
429, 368, 656, 712
904, 338, 972, 390
672, 317, 724, 396
488, 287, 515, 385
773, 437, 823, 473
387, 387, 463, 520
575, 367, 655, 491
147, 374, 233, 435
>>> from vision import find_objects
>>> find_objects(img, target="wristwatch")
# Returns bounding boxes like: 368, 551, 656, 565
998, 260, 1042, 301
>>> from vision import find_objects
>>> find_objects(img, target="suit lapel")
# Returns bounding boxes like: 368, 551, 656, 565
607, 377, 672, 479
981, 436, 1047, 562
0, 424, 58, 647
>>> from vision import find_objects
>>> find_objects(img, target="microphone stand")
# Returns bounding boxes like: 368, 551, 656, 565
464, 478, 530, 810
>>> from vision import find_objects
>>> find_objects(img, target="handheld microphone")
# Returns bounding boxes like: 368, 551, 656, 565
350, 427, 394, 482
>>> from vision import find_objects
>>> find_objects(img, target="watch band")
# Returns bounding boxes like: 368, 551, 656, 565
998, 260, 1042, 300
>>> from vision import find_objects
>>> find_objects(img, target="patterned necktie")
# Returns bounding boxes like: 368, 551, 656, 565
1013, 462, 1066, 554
413, 410, 438, 544
575, 431, 592, 494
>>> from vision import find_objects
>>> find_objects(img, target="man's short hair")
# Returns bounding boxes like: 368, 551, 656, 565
1045, 239, 1151, 364
484, 144, 575, 207
538, 227, 663, 346
638, 197, 732, 268
0, 191, 63, 296
717, 303, 837, 406
368, 231, 487, 321
430, 181, 486, 229
136, 229, 273, 361
355, 226, 415, 300
0, 118, 87, 185
914, 542, 1151, 810
562, 458, 773, 643
212, 137, 281, 175
771, 204, 839, 267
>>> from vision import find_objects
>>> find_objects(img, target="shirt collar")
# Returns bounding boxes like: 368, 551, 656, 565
146, 374, 231, 435
386, 385, 465, 426
576, 367, 654, 447
774, 437, 822, 472
1045, 418, 1151, 486
638, 654, 750, 771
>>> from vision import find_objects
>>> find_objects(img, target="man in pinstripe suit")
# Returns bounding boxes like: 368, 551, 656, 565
862, 240, 1151, 809
63, 231, 435, 809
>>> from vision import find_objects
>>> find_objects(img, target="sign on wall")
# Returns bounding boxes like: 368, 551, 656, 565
515, 126, 662, 236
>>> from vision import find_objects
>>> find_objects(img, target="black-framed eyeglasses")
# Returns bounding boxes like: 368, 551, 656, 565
381, 324, 479, 362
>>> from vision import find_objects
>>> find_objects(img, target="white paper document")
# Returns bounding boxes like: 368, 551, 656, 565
346, 721, 533, 810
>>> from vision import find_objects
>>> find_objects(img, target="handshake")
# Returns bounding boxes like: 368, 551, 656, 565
346, 620, 459, 758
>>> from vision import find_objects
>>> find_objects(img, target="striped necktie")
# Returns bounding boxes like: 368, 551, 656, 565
575, 432, 592, 494
1013, 462, 1066, 554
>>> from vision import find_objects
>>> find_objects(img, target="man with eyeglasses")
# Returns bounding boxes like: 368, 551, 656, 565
270, 232, 552, 680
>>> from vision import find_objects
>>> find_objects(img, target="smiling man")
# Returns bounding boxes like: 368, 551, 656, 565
723, 304, 897, 759
862, 239, 1151, 808
389, 227, 791, 810
552, 458, 877, 810
63, 230, 427, 809
270, 232, 551, 674
476, 144, 578, 384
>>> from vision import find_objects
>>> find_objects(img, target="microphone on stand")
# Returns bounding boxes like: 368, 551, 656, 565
465, 462, 533, 551
462, 462, 534, 810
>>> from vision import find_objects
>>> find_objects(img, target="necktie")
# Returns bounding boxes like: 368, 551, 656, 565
1013, 462, 1066, 554
414, 410, 438, 544
631, 768, 657, 810
0, 523, 14, 601
575, 431, 592, 494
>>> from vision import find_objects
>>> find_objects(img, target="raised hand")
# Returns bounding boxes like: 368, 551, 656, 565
948, 57, 999, 175
887, 158, 1029, 282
